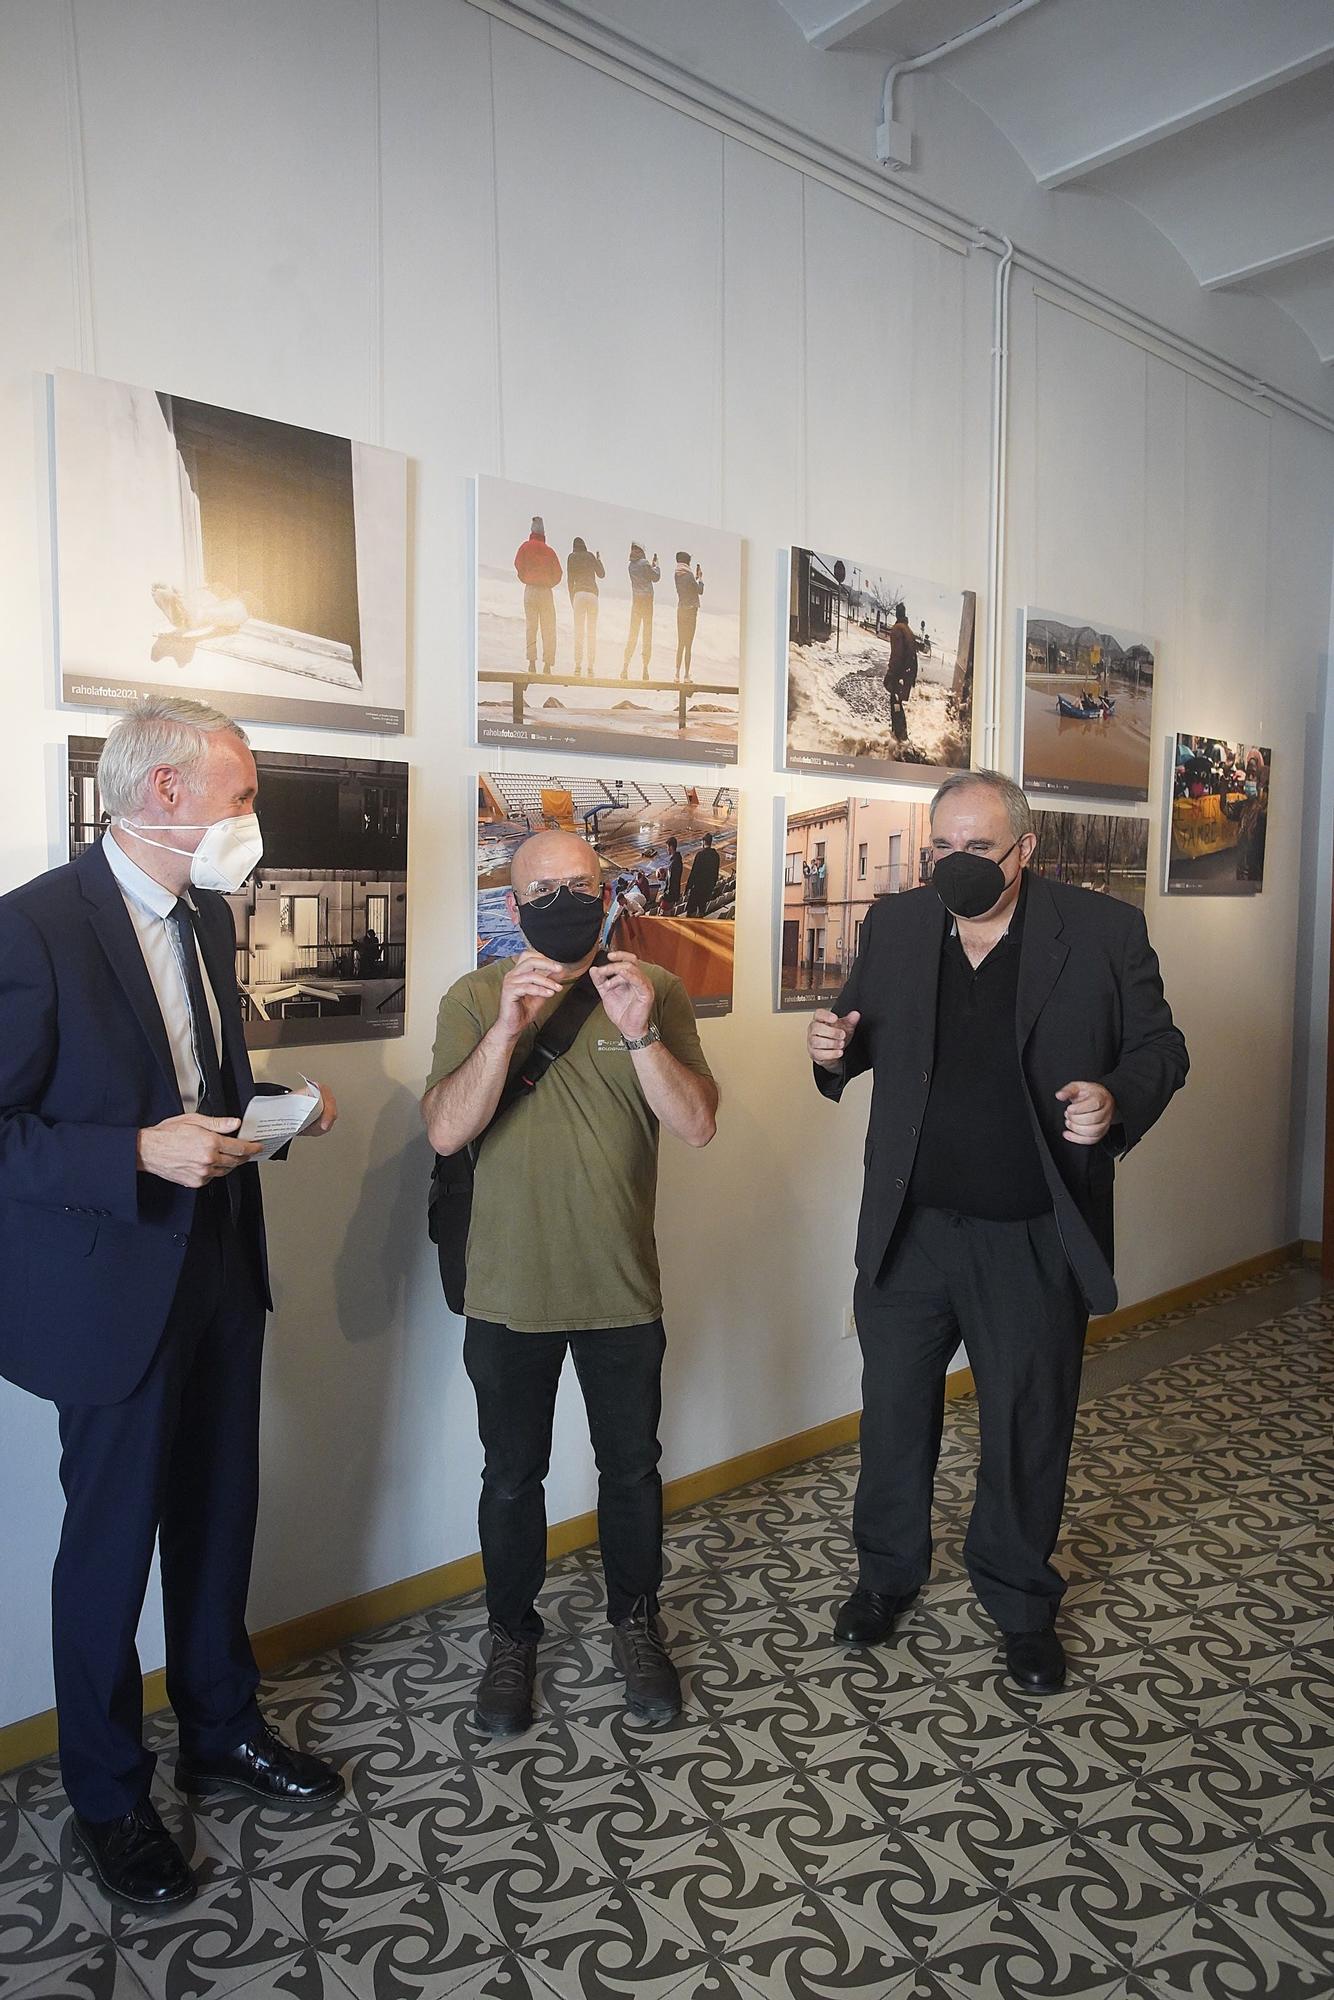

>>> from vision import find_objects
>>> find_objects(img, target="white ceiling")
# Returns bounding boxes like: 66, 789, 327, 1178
772, 0, 1334, 365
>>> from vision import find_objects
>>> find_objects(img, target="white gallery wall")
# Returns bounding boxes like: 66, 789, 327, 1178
1, 0, 1332, 1734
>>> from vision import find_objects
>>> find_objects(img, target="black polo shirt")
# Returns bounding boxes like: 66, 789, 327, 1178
907, 877, 1052, 1220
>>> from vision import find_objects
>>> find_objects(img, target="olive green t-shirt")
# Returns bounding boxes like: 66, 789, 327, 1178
426, 960, 715, 1332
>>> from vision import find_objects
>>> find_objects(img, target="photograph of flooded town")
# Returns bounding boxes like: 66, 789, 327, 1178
1165, 733, 1271, 895
778, 794, 934, 1008
784, 548, 974, 781
69, 738, 408, 1048
477, 774, 738, 1016
475, 476, 741, 764
1022, 608, 1156, 801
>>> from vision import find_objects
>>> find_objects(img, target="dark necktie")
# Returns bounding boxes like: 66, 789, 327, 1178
168, 899, 229, 1118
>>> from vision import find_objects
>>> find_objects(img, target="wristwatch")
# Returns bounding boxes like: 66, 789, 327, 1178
623, 1025, 661, 1052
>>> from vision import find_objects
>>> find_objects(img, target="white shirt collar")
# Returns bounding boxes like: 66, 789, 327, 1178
102, 830, 182, 921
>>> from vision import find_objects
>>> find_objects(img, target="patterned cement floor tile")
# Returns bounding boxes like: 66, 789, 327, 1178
374, 1764, 531, 1876
1, 1939, 155, 2000
816, 1826, 998, 1957
1131, 1726, 1310, 1837
896, 1774, 1072, 1891
518, 1879, 711, 1998
110, 1873, 311, 2000
1073, 1779, 1261, 1899
1197, 1838, 1334, 1977
1135, 1897, 1331, 1997
921, 1891, 1125, 1999
544, 1765, 713, 1882
1004, 1833, 1195, 1970
430, 1819, 617, 1951
626, 1820, 806, 1952
1262, 1782, 1334, 1882
0, 1866, 106, 1993
317, 1879, 508, 1998
247, 1812, 432, 1947
718, 1888, 916, 1997
0, 1799, 53, 1896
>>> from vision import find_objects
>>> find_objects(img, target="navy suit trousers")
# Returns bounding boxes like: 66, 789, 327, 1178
53, 1184, 266, 1820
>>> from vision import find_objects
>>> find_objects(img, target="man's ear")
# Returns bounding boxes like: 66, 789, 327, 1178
506, 891, 520, 924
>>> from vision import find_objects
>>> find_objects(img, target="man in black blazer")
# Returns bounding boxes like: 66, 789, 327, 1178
0, 699, 341, 1909
810, 769, 1187, 1693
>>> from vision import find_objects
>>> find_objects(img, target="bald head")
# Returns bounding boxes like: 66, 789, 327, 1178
511, 830, 603, 902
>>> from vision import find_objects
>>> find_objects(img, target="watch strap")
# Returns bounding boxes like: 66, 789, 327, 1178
623, 1024, 661, 1052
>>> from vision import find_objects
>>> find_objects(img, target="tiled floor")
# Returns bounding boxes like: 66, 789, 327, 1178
2, 1263, 1331, 1999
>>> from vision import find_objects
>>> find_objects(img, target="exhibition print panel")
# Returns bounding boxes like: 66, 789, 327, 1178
1165, 733, 1271, 896
52, 369, 407, 731
1029, 809, 1149, 910
784, 548, 975, 782
777, 794, 934, 1010
475, 475, 741, 763
1022, 608, 1156, 803
478, 773, 737, 1016
70, 739, 408, 1048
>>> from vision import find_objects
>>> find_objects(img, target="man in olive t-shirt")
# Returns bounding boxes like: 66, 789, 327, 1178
422, 830, 718, 1738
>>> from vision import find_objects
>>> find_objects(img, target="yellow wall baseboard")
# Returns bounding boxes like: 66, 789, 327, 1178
0, 1237, 1311, 1777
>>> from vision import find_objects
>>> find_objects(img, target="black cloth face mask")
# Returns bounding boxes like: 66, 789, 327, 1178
931, 840, 1019, 919
516, 885, 605, 964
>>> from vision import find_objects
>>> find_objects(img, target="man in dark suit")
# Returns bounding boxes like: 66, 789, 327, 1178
683, 832, 721, 917
0, 699, 341, 1909
809, 769, 1187, 1693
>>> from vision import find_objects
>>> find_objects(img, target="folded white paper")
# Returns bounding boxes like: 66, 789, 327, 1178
239, 1085, 322, 1161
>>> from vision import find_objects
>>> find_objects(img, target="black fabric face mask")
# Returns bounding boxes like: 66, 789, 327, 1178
931, 840, 1019, 919
517, 886, 605, 964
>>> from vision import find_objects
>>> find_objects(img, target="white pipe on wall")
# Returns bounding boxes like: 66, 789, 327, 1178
981, 232, 1015, 772
877, 0, 1049, 168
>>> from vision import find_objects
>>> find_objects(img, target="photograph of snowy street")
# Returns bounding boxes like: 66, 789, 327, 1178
783, 547, 975, 781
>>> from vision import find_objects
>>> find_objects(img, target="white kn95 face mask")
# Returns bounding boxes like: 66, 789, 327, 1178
119, 812, 264, 894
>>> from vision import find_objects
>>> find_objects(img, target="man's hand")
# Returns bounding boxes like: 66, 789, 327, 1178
301, 1083, 338, 1135
808, 1008, 861, 1071
589, 952, 653, 1039
1056, 1081, 1117, 1147
136, 1114, 263, 1189
496, 950, 566, 1041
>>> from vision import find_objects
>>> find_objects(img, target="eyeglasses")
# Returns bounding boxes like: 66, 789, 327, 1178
516, 876, 603, 908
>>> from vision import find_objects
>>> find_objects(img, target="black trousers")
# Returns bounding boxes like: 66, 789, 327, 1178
53, 1186, 266, 1820
463, 1318, 666, 1641
853, 1206, 1088, 1632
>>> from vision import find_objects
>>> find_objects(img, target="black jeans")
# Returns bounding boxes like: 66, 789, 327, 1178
463, 1317, 667, 1641
853, 1206, 1088, 1632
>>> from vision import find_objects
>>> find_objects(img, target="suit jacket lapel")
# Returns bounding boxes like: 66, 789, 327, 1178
77, 845, 180, 1099
192, 894, 255, 1105
902, 889, 945, 1064
1015, 873, 1069, 1049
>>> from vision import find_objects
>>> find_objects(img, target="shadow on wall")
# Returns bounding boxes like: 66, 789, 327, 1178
331, 1081, 431, 1347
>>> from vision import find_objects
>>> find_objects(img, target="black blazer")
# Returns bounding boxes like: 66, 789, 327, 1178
0, 842, 274, 1405
815, 875, 1189, 1314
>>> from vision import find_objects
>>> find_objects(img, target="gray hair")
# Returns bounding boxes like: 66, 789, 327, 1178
97, 698, 249, 818
930, 767, 1033, 840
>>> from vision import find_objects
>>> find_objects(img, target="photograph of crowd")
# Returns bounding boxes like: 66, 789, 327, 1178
477, 774, 737, 1016
778, 794, 934, 1008
1165, 734, 1271, 895
475, 476, 741, 764
1029, 808, 1149, 910
784, 548, 975, 781
51, 369, 407, 732
1022, 608, 1156, 802
69, 738, 408, 1048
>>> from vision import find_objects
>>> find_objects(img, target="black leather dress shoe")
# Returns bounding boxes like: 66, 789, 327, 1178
176, 1719, 344, 1805
833, 1587, 918, 1645
1003, 1626, 1066, 1693
74, 1799, 196, 1910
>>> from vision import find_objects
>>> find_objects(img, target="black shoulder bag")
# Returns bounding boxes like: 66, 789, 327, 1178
427, 973, 602, 1315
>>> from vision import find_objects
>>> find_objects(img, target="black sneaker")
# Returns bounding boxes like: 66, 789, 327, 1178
475, 1623, 537, 1736
611, 1599, 682, 1724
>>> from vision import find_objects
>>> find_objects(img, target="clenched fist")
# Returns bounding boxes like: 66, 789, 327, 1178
807, 1008, 861, 1072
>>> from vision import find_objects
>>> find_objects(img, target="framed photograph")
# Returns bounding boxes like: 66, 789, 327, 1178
70, 737, 408, 1047
784, 547, 975, 781
475, 476, 741, 764
1163, 734, 1271, 896
1029, 808, 1149, 910
1021, 607, 1156, 802
478, 774, 737, 1016
52, 369, 407, 732
777, 793, 935, 1010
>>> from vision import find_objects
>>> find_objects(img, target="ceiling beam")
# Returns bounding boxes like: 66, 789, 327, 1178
1202, 230, 1334, 292
1036, 44, 1334, 189
805, 0, 914, 51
